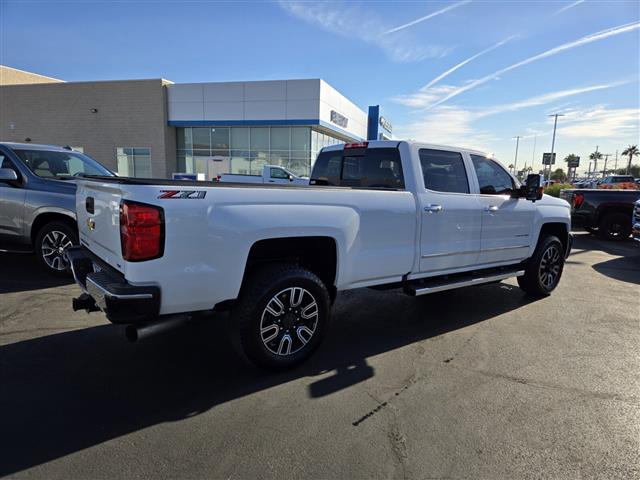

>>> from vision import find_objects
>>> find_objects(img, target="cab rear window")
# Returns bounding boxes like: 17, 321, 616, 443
310, 147, 404, 189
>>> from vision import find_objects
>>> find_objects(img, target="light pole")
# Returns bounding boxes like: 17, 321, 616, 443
512, 136, 521, 178
547, 113, 564, 180
602, 154, 611, 178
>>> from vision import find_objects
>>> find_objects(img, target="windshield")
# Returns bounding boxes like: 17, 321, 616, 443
13, 148, 113, 179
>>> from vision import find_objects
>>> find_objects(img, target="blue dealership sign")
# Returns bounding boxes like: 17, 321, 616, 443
367, 105, 393, 140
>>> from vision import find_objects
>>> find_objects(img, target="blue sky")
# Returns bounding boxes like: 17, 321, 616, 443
1, 0, 639, 173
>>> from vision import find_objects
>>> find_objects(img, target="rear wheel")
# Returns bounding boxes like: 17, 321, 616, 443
232, 264, 330, 369
34, 221, 78, 277
597, 212, 631, 241
518, 235, 565, 296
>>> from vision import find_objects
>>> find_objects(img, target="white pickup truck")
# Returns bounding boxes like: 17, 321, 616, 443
68, 140, 572, 369
219, 165, 308, 185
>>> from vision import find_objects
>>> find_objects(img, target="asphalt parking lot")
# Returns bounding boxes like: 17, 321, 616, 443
1, 231, 638, 479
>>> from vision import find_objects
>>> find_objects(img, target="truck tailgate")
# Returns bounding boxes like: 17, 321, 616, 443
76, 180, 126, 273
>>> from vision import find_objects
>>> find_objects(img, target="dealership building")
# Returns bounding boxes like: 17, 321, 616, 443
0, 65, 393, 178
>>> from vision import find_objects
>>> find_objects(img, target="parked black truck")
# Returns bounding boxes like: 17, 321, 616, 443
560, 188, 640, 240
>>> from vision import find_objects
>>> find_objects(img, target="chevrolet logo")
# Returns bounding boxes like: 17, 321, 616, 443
86, 218, 96, 231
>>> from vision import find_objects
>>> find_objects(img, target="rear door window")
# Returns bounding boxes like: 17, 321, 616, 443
419, 149, 469, 194
311, 147, 404, 189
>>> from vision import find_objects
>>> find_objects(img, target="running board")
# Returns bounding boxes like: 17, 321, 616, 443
404, 269, 524, 296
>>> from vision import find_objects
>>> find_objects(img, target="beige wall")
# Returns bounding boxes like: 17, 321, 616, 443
0, 79, 175, 177
0, 65, 64, 86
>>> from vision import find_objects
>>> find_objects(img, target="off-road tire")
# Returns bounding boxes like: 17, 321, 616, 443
232, 264, 331, 369
517, 235, 565, 296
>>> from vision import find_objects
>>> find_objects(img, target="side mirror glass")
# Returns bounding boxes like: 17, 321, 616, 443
0, 168, 19, 184
523, 174, 543, 201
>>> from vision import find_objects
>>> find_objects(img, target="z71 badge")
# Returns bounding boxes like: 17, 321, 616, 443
158, 190, 207, 199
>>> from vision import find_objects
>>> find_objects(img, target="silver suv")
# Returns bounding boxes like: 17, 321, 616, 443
0, 142, 114, 276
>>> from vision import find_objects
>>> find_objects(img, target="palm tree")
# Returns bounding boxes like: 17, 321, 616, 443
508, 164, 515, 173
622, 145, 639, 175
564, 154, 579, 164
589, 150, 603, 175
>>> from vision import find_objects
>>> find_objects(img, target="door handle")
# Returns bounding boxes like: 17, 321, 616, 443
424, 204, 443, 213
484, 205, 499, 212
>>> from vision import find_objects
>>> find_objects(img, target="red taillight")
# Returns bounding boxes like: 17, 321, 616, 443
120, 201, 164, 261
344, 142, 369, 149
572, 192, 584, 209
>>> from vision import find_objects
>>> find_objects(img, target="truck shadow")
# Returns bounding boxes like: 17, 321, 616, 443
571, 230, 637, 258
0, 283, 537, 476
570, 231, 640, 284
592, 256, 640, 284
0, 252, 73, 293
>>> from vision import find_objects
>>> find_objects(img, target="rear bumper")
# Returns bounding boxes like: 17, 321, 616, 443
67, 246, 160, 324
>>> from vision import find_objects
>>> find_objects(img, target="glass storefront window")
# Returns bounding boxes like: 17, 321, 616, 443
176, 126, 347, 177
117, 147, 151, 178
192, 128, 210, 152
250, 127, 269, 152
211, 128, 229, 150
292, 128, 310, 153
231, 127, 249, 151
270, 127, 289, 151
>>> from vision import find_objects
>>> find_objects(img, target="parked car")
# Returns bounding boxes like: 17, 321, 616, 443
597, 175, 638, 190
68, 140, 572, 369
219, 165, 308, 185
633, 199, 640, 244
0, 142, 114, 275
560, 188, 640, 240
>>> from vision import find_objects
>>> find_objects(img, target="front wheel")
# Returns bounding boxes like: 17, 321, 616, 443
518, 235, 565, 296
34, 221, 78, 277
232, 264, 331, 369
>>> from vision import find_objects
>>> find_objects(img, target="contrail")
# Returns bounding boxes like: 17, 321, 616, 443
553, 0, 585, 16
383, 0, 471, 35
426, 21, 640, 109
422, 36, 516, 90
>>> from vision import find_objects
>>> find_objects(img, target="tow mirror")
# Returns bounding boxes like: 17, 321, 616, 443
0, 168, 19, 184
523, 174, 543, 201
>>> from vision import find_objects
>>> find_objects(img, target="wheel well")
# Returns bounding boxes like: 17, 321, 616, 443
245, 236, 338, 299
539, 222, 569, 251
31, 213, 77, 244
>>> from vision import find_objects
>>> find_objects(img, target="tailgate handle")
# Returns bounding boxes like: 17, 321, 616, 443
86, 196, 95, 214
